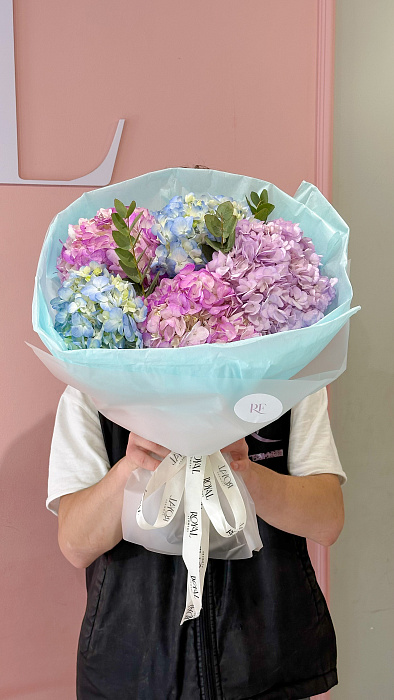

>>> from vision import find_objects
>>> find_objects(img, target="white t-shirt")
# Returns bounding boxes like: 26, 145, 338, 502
46, 385, 347, 516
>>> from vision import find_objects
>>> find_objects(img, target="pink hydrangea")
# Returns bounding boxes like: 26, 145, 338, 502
139, 264, 258, 348
56, 207, 158, 282
207, 218, 337, 333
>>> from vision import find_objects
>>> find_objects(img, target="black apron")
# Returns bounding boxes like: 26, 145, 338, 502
76, 411, 338, 699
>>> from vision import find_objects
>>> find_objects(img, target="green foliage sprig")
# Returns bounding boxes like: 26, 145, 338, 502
111, 199, 161, 297
202, 201, 237, 262
246, 189, 275, 221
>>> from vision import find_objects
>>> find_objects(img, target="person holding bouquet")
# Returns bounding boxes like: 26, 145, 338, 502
47, 383, 346, 700
36, 166, 357, 699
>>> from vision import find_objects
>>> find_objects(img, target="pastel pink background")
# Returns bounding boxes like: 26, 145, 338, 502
0, 1, 335, 698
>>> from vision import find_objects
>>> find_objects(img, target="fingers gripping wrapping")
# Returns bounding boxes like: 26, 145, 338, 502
126, 432, 171, 471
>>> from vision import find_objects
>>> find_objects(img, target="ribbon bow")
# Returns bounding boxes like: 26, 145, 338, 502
136, 451, 247, 624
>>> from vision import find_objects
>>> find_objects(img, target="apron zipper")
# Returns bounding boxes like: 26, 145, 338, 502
198, 562, 223, 700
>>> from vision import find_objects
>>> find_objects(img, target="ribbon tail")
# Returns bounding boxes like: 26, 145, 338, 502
180, 455, 207, 624
132, 450, 249, 626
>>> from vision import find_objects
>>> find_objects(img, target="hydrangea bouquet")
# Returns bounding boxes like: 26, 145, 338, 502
31, 167, 359, 624
50, 188, 338, 352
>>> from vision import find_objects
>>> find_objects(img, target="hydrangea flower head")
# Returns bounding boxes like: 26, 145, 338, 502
50, 262, 147, 349
140, 264, 257, 348
207, 217, 337, 334
56, 207, 158, 283
149, 193, 249, 279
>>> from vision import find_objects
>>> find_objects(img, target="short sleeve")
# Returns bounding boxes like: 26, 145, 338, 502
288, 387, 347, 485
46, 385, 110, 516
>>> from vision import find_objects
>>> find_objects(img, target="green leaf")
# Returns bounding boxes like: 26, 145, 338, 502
111, 212, 128, 233
133, 227, 143, 249
129, 210, 143, 232
254, 203, 275, 221
246, 195, 256, 214
126, 200, 136, 218
120, 263, 140, 283
114, 199, 128, 219
201, 244, 214, 262
136, 249, 145, 264
223, 216, 237, 242
119, 259, 137, 271
205, 214, 222, 238
115, 248, 136, 267
216, 201, 234, 221
204, 238, 223, 252
256, 198, 274, 213
112, 229, 130, 249
140, 259, 150, 277
145, 270, 162, 297
250, 191, 260, 207
259, 189, 269, 204
224, 224, 236, 252
254, 208, 269, 221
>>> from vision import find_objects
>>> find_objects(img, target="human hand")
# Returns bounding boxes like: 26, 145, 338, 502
121, 432, 171, 475
222, 437, 252, 472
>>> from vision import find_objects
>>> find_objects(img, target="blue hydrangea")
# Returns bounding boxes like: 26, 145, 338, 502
149, 193, 249, 278
50, 262, 147, 350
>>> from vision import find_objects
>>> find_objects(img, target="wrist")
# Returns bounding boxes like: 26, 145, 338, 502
240, 460, 284, 515
240, 459, 262, 490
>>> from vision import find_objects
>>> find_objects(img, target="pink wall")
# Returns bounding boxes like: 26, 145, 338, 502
0, 1, 335, 697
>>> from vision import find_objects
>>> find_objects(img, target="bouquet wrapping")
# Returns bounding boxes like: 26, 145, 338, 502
31, 167, 359, 623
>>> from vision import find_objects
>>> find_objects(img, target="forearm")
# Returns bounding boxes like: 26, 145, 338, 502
240, 462, 344, 547
58, 457, 130, 569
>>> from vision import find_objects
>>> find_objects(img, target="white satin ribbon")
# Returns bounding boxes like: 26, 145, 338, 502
135, 450, 247, 625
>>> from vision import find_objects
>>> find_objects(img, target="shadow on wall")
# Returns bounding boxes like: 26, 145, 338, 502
0, 413, 85, 700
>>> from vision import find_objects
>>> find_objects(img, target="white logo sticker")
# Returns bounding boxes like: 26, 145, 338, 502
234, 394, 283, 423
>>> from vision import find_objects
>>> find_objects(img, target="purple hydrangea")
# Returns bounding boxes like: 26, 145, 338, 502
207, 218, 337, 333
